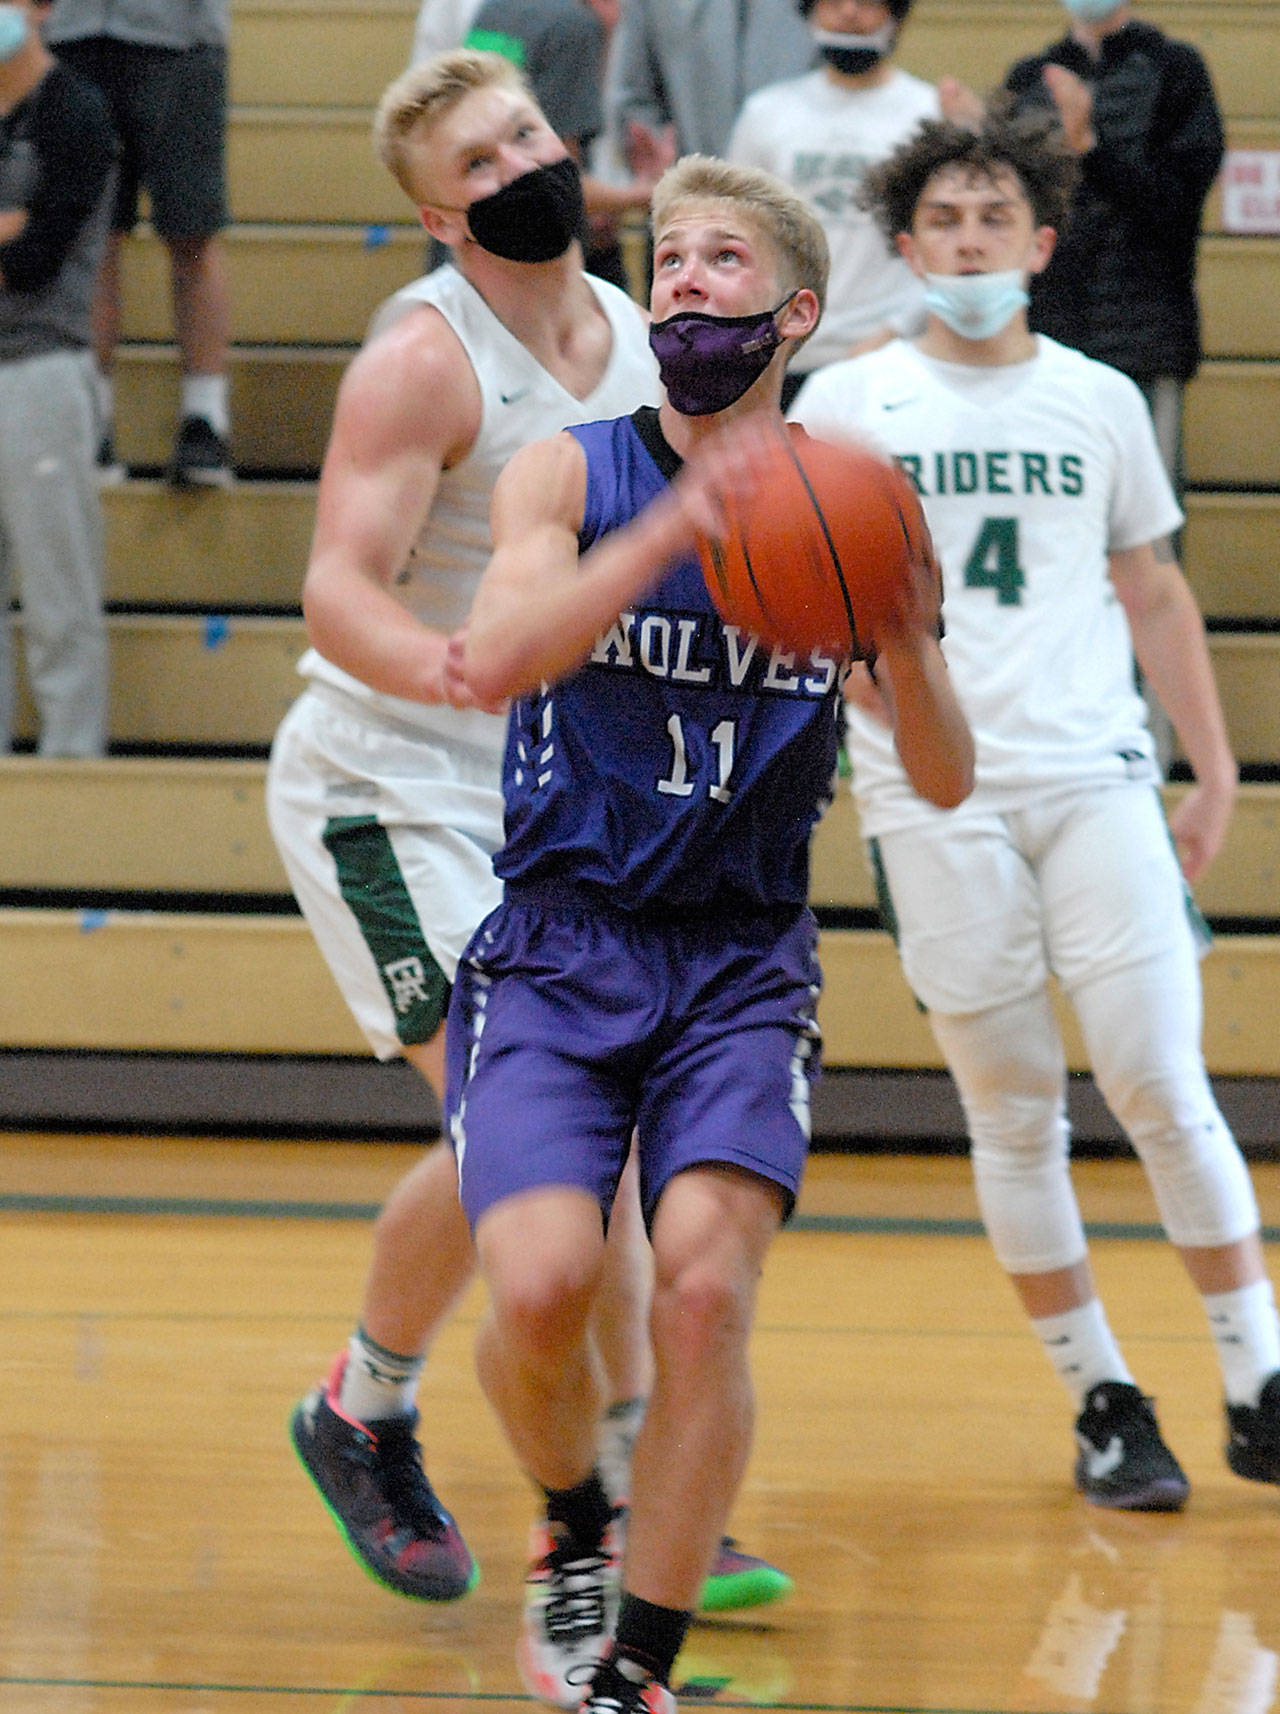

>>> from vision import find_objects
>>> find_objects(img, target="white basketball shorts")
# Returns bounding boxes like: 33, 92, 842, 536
870, 782, 1208, 1017
266, 686, 504, 1058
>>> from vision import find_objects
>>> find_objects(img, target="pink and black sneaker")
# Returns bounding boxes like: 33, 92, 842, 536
289, 1354, 477, 1601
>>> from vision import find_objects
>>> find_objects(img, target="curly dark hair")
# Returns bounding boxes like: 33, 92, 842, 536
859, 104, 1079, 250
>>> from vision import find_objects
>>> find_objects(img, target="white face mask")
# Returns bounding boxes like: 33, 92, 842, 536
922, 270, 1030, 340
811, 21, 897, 75
0, 4, 29, 63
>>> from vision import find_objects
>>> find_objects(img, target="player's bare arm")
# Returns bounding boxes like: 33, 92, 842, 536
461, 419, 787, 703
0, 206, 26, 250
302, 308, 490, 708
871, 551, 974, 809
1110, 537, 1238, 880
844, 661, 890, 723
458, 432, 597, 702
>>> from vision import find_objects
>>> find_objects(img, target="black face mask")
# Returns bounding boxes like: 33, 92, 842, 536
812, 22, 896, 75
463, 156, 585, 262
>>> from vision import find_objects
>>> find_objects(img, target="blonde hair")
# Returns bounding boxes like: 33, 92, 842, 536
650, 155, 830, 315
373, 49, 531, 201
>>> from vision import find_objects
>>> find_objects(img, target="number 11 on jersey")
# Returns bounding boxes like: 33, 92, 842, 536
657, 714, 735, 802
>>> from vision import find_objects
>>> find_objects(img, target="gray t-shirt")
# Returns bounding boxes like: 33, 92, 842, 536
45, 0, 230, 50
607, 0, 816, 159
0, 61, 117, 362
466, 0, 605, 147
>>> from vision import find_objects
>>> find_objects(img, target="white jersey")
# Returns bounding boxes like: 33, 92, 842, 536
792, 335, 1184, 833
299, 266, 660, 759
728, 67, 938, 373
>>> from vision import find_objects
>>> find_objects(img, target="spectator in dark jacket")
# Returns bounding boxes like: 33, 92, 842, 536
1004, 0, 1224, 767
1004, 1, 1223, 486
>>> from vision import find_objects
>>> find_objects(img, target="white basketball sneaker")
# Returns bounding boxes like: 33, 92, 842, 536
516, 1512, 622, 1709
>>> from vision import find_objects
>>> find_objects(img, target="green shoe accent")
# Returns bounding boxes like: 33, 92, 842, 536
698, 1557, 792, 1613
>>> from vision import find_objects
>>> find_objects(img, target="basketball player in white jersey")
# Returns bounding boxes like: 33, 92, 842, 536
268, 51, 787, 1612
793, 109, 1280, 1511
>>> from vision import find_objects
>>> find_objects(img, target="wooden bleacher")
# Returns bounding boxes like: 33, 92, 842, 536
2, 0, 1277, 1134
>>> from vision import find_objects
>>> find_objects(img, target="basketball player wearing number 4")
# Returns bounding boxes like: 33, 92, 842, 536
793, 110, 1280, 1512
443, 155, 973, 1714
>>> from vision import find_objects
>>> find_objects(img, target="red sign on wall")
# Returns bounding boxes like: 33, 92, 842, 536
1221, 151, 1280, 234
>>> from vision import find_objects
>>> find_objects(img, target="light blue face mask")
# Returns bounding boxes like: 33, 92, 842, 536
1060, 0, 1123, 21
0, 4, 29, 62
923, 270, 1030, 340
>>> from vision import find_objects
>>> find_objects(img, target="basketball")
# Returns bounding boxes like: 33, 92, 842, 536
696, 425, 934, 659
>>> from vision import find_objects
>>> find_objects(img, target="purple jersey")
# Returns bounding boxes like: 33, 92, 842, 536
492, 407, 842, 914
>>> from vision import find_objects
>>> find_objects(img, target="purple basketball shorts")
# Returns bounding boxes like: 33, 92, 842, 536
444, 892, 823, 1230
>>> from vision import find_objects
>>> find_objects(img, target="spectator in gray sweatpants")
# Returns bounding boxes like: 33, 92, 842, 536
46, 0, 232, 486
0, 0, 116, 757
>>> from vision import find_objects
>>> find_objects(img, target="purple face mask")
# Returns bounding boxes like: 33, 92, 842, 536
647, 295, 795, 416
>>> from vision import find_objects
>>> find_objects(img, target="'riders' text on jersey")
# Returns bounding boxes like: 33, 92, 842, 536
794, 336, 1183, 834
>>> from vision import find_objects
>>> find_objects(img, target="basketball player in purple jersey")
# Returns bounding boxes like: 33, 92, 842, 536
442, 155, 974, 1713
275, 50, 789, 1618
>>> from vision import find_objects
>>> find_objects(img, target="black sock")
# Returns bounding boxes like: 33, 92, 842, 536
612, 1591, 692, 1687
543, 1469, 613, 1552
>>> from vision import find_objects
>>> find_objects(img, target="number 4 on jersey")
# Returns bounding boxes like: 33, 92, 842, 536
962, 516, 1025, 606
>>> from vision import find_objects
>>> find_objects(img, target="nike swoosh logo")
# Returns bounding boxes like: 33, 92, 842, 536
501, 387, 531, 405
1079, 1434, 1125, 1481
883, 397, 915, 411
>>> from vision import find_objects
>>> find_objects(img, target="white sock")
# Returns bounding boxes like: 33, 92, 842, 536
596, 1396, 646, 1506
1023, 1572, 1126, 1700
181, 373, 230, 437
1195, 1611, 1278, 1714
1032, 1300, 1134, 1411
1202, 1279, 1280, 1406
338, 1328, 424, 1422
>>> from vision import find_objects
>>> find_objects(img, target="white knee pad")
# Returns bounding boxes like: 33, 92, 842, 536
1073, 954, 1259, 1249
931, 992, 1088, 1275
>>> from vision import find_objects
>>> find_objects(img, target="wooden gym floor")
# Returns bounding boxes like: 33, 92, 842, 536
4, 1134, 1280, 1714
